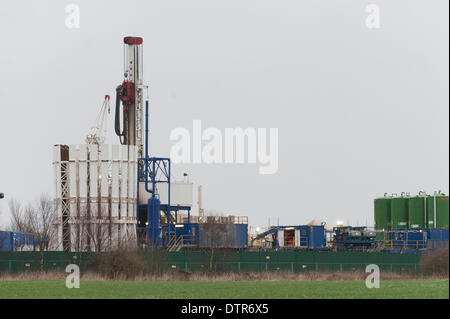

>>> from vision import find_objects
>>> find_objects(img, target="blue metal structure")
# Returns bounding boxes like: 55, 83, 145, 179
303, 225, 327, 249
253, 225, 326, 250
0, 231, 41, 252
391, 230, 427, 250
136, 155, 171, 249
134, 94, 250, 251
198, 223, 248, 249
427, 228, 449, 250
136, 101, 193, 250
332, 225, 448, 252
235, 224, 249, 248
280, 225, 326, 249
387, 228, 449, 251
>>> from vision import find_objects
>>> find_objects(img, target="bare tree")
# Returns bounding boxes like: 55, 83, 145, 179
8, 195, 56, 251
76, 217, 102, 252
86, 222, 112, 253
80, 219, 137, 253
8, 198, 33, 234
33, 195, 55, 251
200, 212, 232, 271
77, 206, 114, 253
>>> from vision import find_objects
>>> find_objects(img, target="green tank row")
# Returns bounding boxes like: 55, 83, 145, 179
374, 192, 449, 230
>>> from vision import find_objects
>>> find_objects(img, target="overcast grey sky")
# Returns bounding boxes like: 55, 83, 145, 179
0, 0, 448, 229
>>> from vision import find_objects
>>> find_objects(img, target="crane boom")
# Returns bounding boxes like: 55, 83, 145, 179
86, 95, 110, 145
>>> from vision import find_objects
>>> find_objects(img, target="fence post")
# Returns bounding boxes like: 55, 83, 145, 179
340, 263, 343, 272
9, 260, 12, 272
238, 262, 240, 273
315, 263, 318, 272
185, 262, 188, 272
265, 262, 268, 272
291, 262, 294, 273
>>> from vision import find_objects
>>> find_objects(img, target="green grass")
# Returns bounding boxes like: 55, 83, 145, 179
0, 279, 447, 299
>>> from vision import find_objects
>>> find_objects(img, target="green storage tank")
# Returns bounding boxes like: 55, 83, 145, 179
374, 195, 391, 230
391, 195, 409, 229
426, 193, 449, 228
408, 194, 427, 229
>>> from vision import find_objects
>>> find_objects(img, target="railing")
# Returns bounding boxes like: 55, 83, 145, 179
234, 216, 248, 224
165, 261, 420, 273
174, 214, 248, 225
0, 259, 420, 273
180, 234, 197, 248
382, 240, 428, 250
175, 214, 198, 224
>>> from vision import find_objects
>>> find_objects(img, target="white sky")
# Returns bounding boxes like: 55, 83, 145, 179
0, 0, 448, 229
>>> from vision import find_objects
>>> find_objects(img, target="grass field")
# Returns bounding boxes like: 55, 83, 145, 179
0, 279, 448, 299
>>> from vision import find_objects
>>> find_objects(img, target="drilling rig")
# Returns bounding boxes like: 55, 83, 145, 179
114, 36, 192, 250
115, 36, 146, 158
51, 36, 247, 252
112, 37, 244, 251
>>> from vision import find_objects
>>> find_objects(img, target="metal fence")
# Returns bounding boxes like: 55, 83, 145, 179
167, 261, 419, 273
0, 251, 422, 273
0, 259, 419, 273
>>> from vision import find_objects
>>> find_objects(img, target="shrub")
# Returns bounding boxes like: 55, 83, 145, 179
420, 244, 449, 276
92, 249, 147, 280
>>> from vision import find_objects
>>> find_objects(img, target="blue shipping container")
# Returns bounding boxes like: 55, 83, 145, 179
0, 231, 40, 251
277, 225, 326, 249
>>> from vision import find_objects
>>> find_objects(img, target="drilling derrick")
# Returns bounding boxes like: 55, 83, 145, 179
115, 36, 145, 158
52, 36, 202, 252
